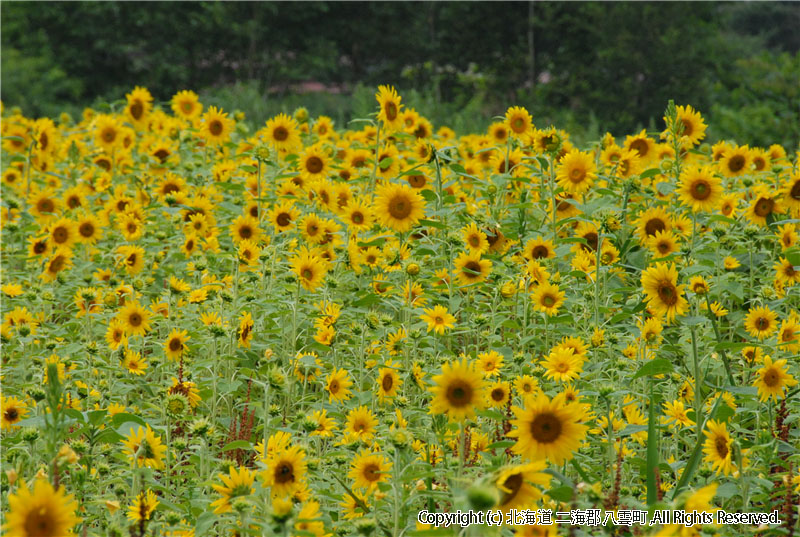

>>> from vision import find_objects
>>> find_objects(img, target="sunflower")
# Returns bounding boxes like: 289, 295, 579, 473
168, 377, 201, 408
718, 145, 751, 177
782, 172, 800, 213
325, 367, 353, 403
291, 247, 327, 292
373, 182, 425, 232
746, 185, 783, 227
671, 104, 707, 147
298, 145, 330, 183
28, 187, 60, 223
374, 143, 401, 179
540, 347, 582, 383
117, 301, 151, 337
429, 358, 486, 422
743, 305, 778, 340
238, 239, 261, 270
419, 305, 456, 335
310, 409, 337, 438
454, 251, 492, 286
635, 207, 672, 241
487, 380, 511, 408
229, 214, 262, 245
556, 149, 597, 195
662, 399, 694, 428
377, 362, 402, 402
171, 89, 202, 120
349, 449, 392, 492
702, 420, 735, 476
678, 166, 722, 212
75, 212, 103, 244
495, 461, 551, 512
121, 349, 148, 375
508, 393, 588, 464
267, 201, 300, 233
105, 319, 128, 351
4, 479, 81, 536
375, 85, 403, 131
210, 466, 256, 514
532, 282, 565, 316
200, 106, 234, 146
505, 106, 533, 137
774, 257, 800, 288
640, 262, 688, 323
778, 315, 800, 352
113, 244, 144, 275
40, 248, 74, 282
753, 355, 797, 402
163, 329, 190, 360
1, 396, 28, 430
623, 129, 655, 164
262, 445, 307, 498
237, 311, 254, 348
124, 86, 153, 128
461, 222, 489, 254
342, 198, 374, 231
719, 193, 740, 218
523, 237, 556, 261
345, 405, 378, 441
647, 229, 680, 257
46, 216, 77, 250
263, 113, 301, 152
488, 122, 510, 145
126, 490, 158, 522
122, 425, 166, 469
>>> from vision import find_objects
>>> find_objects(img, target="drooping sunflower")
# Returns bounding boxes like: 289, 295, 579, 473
429, 358, 486, 422
508, 393, 588, 465
532, 281, 565, 317
210, 466, 256, 514
677, 165, 722, 212
349, 449, 392, 492
116, 301, 152, 337
1, 395, 28, 430
375, 85, 404, 131
116, 244, 145, 275
170, 89, 202, 120
453, 251, 492, 287
126, 490, 158, 522
373, 182, 426, 232
122, 425, 166, 469
495, 461, 551, 512
4, 479, 81, 536
262, 445, 308, 498
200, 106, 234, 146
237, 311, 254, 348
163, 329, 190, 361
505, 106, 533, 137
640, 262, 688, 323
743, 305, 778, 340
291, 247, 327, 292
556, 149, 597, 195
325, 367, 353, 403
419, 305, 456, 335
753, 355, 797, 402
124, 86, 153, 128
702, 420, 735, 476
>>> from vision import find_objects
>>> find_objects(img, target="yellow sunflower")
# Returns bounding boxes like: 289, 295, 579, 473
677, 166, 722, 212
718, 145, 751, 177
640, 262, 688, 323
746, 185, 783, 227
170, 90, 202, 120
532, 282, 565, 316
454, 251, 492, 286
495, 461, 551, 512
505, 106, 533, 137
298, 145, 330, 183
377, 362, 402, 402
291, 247, 327, 292
124, 86, 153, 128
263, 113, 301, 152
122, 425, 166, 469
419, 305, 456, 335
373, 182, 426, 232
325, 367, 353, 403
200, 106, 234, 146
508, 393, 588, 465
4, 479, 81, 536
210, 466, 256, 514
127, 490, 158, 522
743, 305, 778, 340
540, 347, 582, 383
429, 358, 486, 422
702, 420, 735, 476
116, 301, 152, 336
345, 405, 378, 442
375, 85, 404, 131
237, 311, 254, 348
556, 149, 597, 195
753, 355, 797, 402
262, 445, 308, 498
163, 329, 190, 360
1, 396, 28, 431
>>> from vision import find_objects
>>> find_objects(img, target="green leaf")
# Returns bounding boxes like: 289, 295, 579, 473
546, 485, 574, 502
640, 167, 662, 179
632, 359, 673, 380
485, 440, 515, 450
419, 219, 446, 229
221, 440, 252, 452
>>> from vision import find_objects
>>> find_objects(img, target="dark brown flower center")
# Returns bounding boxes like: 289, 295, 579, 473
763, 369, 779, 387
38, 199, 55, 214
389, 195, 412, 219
208, 120, 223, 136
530, 412, 562, 443
630, 139, 649, 157
385, 102, 398, 121
445, 380, 473, 407
130, 101, 144, 120
382, 374, 394, 392
276, 213, 291, 227
305, 156, 324, 174
645, 218, 666, 237
129, 313, 142, 327
499, 472, 522, 505
52, 226, 69, 244
657, 282, 678, 306
714, 436, 728, 458
755, 198, 774, 217
363, 462, 381, 482
169, 338, 183, 352
691, 180, 711, 200
491, 388, 505, 401
273, 126, 289, 141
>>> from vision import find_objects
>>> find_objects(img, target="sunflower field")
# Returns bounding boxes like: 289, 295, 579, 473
1, 86, 799, 537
